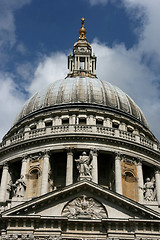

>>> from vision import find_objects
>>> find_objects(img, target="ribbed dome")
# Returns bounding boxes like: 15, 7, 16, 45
14, 77, 148, 127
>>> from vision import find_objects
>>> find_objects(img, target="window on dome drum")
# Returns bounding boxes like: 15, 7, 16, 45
45, 120, 52, 127
80, 57, 85, 69
96, 119, 103, 126
62, 118, 69, 125
79, 118, 86, 125
127, 126, 134, 133
30, 124, 37, 130
112, 121, 119, 129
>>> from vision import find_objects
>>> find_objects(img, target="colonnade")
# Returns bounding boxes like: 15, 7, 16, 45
0, 150, 160, 207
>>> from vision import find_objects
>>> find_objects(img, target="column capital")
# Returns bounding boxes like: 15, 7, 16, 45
43, 149, 50, 158
91, 148, 98, 156
22, 154, 28, 162
3, 161, 8, 169
154, 167, 160, 175
114, 152, 122, 160
66, 147, 74, 155
136, 158, 143, 166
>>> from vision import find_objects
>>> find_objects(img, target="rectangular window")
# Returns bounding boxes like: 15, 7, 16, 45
80, 57, 85, 69
96, 119, 103, 126
62, 118, 69, 125
79, 118, 86, 125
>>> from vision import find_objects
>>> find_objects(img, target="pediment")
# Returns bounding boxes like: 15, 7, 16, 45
2, 180, 160, 220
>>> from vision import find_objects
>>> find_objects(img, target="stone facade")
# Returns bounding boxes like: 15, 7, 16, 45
0, 19, 160, 239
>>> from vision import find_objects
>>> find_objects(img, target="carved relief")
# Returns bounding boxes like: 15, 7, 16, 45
62, 195, 107, 219
75, 150, 93, 180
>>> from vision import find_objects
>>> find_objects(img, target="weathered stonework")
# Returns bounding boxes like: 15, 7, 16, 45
0, 19, 160, 239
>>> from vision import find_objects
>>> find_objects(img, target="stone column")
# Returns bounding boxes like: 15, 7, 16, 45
0, 162, 9, 202
66, 148, 73, 186
155, 169, 160, 205
137, 159, 144, 203
92, 60, 95, 74
115, 152, 122, 194
78, 57, 80, 70
21, 155, 28, 179
85, 57, 87, 70
41, 150, 50, 195
92, 149, 98, 184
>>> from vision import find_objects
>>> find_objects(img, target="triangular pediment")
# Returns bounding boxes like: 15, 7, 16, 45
2, 180, 160, 220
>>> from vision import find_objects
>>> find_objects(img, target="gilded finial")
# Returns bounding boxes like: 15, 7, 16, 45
79, 18, 87, 40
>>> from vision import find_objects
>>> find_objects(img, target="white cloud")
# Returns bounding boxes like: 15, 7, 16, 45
28, 53, 68, 95
0, 0, 31, 49
0, 72, 26, 140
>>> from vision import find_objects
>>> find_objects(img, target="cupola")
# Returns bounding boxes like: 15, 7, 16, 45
67, 18, 97, 78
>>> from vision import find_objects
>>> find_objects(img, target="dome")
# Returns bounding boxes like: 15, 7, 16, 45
14, 76, 148, 127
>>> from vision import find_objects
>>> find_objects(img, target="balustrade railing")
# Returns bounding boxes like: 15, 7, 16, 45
97, 126, 115, 136
119, 130, 136, 141
75, 125, 92, 132
0, 125, 159, 152
10, 132, 25, 143
29, 128, 46, 138
51, 125, 69, 133
140, 136, 154, 148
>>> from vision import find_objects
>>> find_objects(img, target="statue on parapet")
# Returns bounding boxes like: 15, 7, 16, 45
75, 150, 93, 180
143, 177, 155, 201
12, 175, 26, 198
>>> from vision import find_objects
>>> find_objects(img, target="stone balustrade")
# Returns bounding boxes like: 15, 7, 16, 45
0, 125, 159, 152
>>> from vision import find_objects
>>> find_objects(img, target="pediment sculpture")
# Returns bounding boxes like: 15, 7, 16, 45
62, 195, 107, 219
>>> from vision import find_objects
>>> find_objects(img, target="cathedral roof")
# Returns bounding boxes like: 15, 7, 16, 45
14, 76, 148, 127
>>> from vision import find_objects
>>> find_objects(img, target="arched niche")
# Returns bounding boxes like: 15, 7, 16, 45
122, 170, 138, 201
26, 167, 42, 198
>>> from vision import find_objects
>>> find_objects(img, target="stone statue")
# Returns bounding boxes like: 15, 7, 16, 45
75, 151, 93, 179
143, 177, 155, 201
12, 175, 26, 198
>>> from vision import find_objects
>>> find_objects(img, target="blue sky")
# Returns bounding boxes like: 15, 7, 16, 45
0, 0, 160, 141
